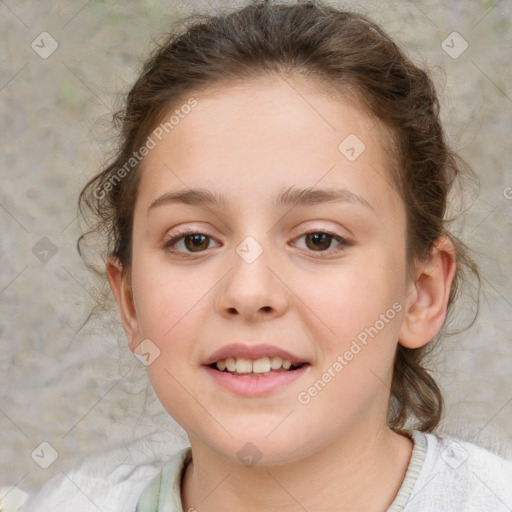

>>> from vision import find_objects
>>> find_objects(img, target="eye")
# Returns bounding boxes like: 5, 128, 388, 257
163, 229, 220, 256
163, 228, 351, 257
293, 230, 350, 255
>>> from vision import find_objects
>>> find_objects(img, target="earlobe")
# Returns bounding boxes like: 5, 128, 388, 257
398, 235, 457, 349
105, 257, 140, 351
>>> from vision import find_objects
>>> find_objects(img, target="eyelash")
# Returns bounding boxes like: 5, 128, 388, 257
162, 228, 352, 258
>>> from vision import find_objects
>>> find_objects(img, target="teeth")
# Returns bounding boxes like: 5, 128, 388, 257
252, 357, 270, 373
270, 356, 282, 370
215, 356, 296, 374
235, 357, 252, 373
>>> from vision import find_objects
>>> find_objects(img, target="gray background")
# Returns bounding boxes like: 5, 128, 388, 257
1, 0, 511, 496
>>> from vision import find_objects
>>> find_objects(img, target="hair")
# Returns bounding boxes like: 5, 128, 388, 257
77, 0, 481, 432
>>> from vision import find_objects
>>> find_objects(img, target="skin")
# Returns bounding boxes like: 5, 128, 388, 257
107, 75, 456, 512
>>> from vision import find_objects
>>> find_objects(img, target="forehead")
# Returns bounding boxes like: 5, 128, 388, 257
137, 75, 400, 217
173, 75, 381, 153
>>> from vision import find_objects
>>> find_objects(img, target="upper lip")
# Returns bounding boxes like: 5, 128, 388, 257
203, 343, 310, 366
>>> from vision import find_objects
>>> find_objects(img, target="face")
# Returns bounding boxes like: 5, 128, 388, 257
114, 76, 416, 465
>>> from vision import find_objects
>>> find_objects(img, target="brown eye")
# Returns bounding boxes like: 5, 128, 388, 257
294, 230, 350, 255
183, 234, 210, 252
305, 232, 333, 251
164, 231, 219, 255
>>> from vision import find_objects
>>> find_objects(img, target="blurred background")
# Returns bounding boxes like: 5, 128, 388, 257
1, 0, 511, 496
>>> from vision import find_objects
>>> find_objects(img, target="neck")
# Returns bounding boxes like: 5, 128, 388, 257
181, 424, 413, 512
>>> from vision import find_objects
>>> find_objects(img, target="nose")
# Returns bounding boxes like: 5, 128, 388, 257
215, 241, 289, 322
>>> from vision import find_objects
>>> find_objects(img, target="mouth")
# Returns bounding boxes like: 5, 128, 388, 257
207, 356, 309, 377
202, 354, 310, 396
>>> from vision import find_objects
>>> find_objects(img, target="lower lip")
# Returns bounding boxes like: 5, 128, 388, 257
201, 365, 310, 396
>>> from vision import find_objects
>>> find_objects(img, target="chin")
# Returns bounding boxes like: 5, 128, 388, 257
197, 432, 314, 468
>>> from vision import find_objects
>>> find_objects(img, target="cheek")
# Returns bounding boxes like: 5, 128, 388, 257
301, 263, 402, 335
131, 257, 205, 339
295, 268, 402, 415
132, 268, 206, 418
302, 264, 405, 390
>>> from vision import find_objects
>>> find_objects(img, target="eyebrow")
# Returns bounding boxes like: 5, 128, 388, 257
148, 186, 376, 214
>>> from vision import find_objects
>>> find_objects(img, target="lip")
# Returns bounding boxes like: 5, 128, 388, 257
201, 364, 310, 396
202, 343, 309, 366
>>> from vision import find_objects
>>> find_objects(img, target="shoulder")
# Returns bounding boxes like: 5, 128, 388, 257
136, 447, 192, 512
406, 429, 512, 512
19, 433, 189, 512
19, 461, 161, 512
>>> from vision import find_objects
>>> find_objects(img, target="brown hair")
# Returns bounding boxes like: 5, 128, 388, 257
78, 0, 481, 432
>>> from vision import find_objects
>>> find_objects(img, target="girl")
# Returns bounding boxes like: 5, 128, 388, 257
20, 1, 512, 511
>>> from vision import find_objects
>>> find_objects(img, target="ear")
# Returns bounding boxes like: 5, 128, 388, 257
398, 235, 457, 349
105, 256, 140, 352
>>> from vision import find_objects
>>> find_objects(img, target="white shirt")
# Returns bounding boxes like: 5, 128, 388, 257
17, 429, 512, 512
402, 430, 512, 511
